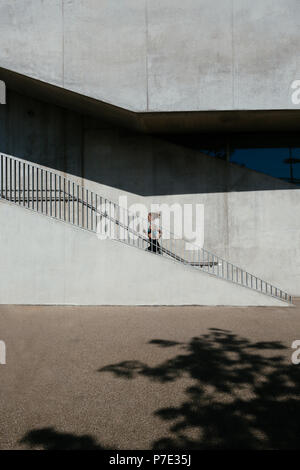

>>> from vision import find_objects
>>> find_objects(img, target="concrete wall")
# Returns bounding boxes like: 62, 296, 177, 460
1, 89, 300, 296
0, 201, 288, 306
0, 0, 299, 112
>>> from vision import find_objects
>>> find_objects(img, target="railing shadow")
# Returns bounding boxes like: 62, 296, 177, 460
99, 328, 300, 449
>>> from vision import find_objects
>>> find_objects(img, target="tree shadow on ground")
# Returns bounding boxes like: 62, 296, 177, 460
19, 427, 106, 450
99, 328, 300, 449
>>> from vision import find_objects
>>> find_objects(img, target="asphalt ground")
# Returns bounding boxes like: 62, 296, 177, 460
0, 300, 299, 450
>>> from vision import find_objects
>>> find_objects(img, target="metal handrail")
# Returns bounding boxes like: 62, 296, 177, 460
0, 152, 293, 304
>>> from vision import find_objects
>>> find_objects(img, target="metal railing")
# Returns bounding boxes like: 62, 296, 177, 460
0, 152, 293, 304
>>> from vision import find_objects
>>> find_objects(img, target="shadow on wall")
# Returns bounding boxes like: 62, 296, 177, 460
0, 89, 298, 196
100, 329, 300, 449
19, 427, 106, 450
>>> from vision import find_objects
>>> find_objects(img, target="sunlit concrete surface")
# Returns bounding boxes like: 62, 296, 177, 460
0, 201, 289, 306
0, 301, 299, 449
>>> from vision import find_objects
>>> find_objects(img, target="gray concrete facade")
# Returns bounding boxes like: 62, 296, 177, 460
0, 0, 299, 112
0, 2, 299, 305
0, 89, 299, 297
0, 201, 288, 306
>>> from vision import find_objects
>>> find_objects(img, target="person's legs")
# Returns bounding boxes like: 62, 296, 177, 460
147, 239, 157, 253
147, 239, 162, 254
147, 238, 154, 252
153, 239, 162, 254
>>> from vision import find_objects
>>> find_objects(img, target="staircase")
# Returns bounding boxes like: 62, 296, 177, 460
0, 152, 292, 304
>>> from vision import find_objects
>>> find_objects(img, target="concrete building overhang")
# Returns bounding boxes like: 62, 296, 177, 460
1, 66, 300, 136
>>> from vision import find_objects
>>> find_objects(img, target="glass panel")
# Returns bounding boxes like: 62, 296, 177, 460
230, 148, 300, 185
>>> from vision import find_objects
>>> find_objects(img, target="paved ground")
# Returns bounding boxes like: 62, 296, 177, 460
0, 301, 300, 450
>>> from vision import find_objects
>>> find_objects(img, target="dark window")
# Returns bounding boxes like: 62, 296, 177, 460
230, 148, 300, 185
161, 132, 300, 186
